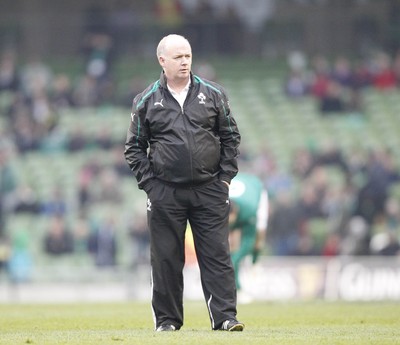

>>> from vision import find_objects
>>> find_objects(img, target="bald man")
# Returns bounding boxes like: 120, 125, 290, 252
125, 34, 242, 332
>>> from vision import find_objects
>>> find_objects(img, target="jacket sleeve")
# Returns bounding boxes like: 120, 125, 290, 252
217, 89, 241, 184
124, 96, 154, 191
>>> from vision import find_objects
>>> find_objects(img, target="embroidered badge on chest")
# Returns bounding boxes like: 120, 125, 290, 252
197, 93, 206, 104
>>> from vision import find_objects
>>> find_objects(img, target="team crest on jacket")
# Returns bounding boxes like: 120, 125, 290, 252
197, 93, 206, 104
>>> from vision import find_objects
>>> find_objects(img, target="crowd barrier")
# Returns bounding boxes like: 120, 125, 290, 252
1, 256, 399, 303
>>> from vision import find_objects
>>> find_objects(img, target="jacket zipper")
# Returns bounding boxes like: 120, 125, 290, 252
181, 87, 195, 184
181, 107, 194, 184
167, 89, 195, 184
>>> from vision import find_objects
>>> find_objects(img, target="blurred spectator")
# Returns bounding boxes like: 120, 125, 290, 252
313, 141, 349, 174
44, 215, 74, 255
39, 125, 68, 153
8, 230, 32, 283
12, 184, 41, 214
287, 50, 307, 72
41, 186, 67, 217
88, 215, 118, 267
370, 231, 400, 256
94, 126, 114, 150
0, 234, 11, 274
267, 190, 300, 255
319, 80, 346, 113
50, 74, 75, 109
331, 56, 353, 87
92, 167, 123, 204
252, 146, 276, 181
7, 90, 39, 153
20, 55, 52, 97
73, 74, 99, 107
292, 182, 325, 255
72, 217, 91, 255
112, 146, 131, 177
0, 141, 17, 196
284, 69, 309, 98
30, 88, 59, 137
0, 50, 20, 93
285, 51, 309, 98
80, 31, 117, 107
310, 55, 331, 99
308, 166, 329, 203
77, 158, 101, 213
128, 214, 150, 267
321, 233, 340, 256
322, 184, 354, 235
353, 149, 400, 225
371, 52, 397, 90
291, 147, 314, 179
0, 140, 18, 234
369, 197, 400, 256
265, 162, 293, 199
340, 216, 370, 255
83, 32, 114, 82
350, 60, 372, 90
67, 125, 89, 152
346, 147, 367, 177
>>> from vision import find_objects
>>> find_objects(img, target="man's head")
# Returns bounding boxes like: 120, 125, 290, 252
157, 34, 192, 84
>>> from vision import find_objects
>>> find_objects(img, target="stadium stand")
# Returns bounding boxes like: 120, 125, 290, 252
1, 55, 400, 284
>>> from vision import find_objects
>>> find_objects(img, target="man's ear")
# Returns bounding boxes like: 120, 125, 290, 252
158, 56, 165, 67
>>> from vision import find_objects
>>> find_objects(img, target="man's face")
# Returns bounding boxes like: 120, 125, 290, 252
159, 38, 192, 82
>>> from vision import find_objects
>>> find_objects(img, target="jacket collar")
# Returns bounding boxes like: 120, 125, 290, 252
159, 71, 195, 90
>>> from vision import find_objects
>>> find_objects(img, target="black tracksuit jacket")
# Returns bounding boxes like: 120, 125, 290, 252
124, 72, 241, 190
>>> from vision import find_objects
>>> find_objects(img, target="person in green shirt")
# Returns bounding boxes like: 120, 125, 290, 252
228, 173, 269, 300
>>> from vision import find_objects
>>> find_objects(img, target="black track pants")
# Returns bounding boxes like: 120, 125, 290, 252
146, 179, 238, 330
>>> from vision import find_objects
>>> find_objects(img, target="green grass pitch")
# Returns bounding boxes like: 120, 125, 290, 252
1, 301, 400, 344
